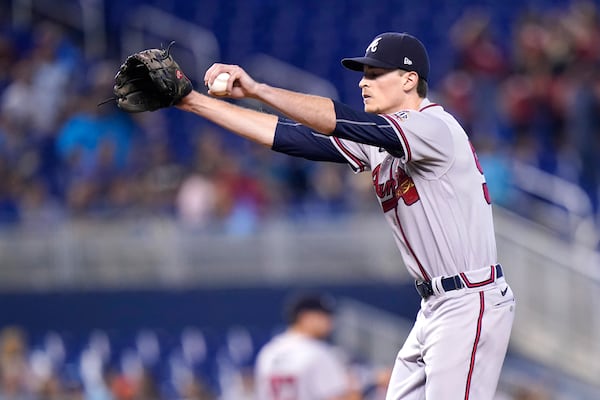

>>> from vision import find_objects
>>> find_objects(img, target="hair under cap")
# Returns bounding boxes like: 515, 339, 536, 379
284, 292, 336, 323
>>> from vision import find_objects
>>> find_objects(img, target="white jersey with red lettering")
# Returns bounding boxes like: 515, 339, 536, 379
331, 98, 496, 281
255, 331, 351, 400
329, 98, 515, 400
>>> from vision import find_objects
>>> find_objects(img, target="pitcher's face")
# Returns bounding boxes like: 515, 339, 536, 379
359, 67, 417, 114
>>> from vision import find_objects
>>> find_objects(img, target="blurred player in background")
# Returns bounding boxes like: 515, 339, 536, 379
255, 292, 382, 400
254, 293, 355, 400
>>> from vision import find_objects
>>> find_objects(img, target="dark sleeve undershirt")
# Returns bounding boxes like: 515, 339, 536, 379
332, 100, 404, 158
271, 119, 347, 163
271, 100, 405, 164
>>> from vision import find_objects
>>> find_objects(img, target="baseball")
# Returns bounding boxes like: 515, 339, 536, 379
209, 72, 230, 95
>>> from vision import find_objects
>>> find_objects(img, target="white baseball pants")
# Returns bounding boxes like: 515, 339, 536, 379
385, 273, 515, 400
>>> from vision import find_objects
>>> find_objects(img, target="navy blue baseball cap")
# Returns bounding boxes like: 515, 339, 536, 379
342, 32, 430, 81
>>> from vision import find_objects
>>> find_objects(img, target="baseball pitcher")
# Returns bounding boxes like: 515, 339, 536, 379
111, 32, 515, 399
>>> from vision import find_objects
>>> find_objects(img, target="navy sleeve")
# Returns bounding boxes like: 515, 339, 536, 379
272, 119, 347, 164
332, 100, 404, 157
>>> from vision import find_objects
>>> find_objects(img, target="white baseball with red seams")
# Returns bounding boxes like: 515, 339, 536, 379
208, 72, 230, 95
330, 98, 515, 400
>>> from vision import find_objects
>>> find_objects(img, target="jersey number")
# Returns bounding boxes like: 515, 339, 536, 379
470, 142, 492, 205
270, 375, 298, 400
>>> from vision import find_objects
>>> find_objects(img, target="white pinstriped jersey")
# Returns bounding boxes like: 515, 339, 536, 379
330, 98, 497, 280
255, 332, 351, 400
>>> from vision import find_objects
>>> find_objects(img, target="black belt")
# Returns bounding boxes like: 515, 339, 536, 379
415, 264, 503, 299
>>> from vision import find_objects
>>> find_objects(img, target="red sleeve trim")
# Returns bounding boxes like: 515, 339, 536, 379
381, 114, 411, 162
332, 137, 366, 172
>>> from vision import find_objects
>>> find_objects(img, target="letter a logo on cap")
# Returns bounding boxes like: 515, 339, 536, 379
366, 37, 382, 54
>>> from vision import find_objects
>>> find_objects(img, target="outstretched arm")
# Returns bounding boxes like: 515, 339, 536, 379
177, 63, 401, 157
191, 63, 336, 134
251, 84, 337, 134
176, 90, 278, 147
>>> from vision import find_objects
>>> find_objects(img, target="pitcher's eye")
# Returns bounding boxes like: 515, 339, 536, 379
364, 69, 393, 80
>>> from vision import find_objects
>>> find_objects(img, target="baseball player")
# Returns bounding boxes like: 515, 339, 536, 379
255, 293, 361, 400
114, 31, 515, 399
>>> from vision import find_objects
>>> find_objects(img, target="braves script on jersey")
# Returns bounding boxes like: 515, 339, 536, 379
270, 93, 515, 399
331, 99, 495, 281
255, 332, 351, 400
324, 98, 515, 400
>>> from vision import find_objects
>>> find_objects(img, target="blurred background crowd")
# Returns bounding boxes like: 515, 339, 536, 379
0, 0, 598, 233
1, 0, 599, 399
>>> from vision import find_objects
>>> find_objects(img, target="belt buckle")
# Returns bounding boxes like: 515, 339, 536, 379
415, 280, 434, 299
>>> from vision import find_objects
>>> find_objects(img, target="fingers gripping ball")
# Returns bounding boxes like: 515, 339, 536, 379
113, 43, 192, 113
208, 72, 231, 96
